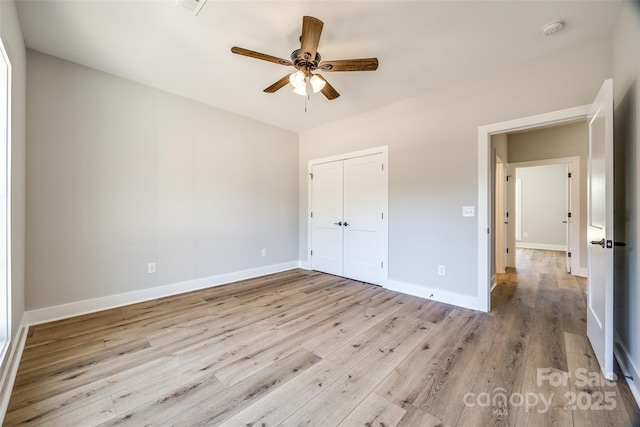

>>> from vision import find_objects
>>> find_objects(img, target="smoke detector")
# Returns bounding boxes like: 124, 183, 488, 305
176, 0, 207, 16
540, 21, 565, 36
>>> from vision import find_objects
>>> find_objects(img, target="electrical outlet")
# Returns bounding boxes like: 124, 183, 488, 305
147, 263, 156, 274
438, 265, 446, 276
261, 249, 267, 257
462, 206, 475, 217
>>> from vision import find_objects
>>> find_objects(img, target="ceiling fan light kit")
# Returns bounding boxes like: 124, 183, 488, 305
231, 15, 378, 107
288, 71, 326, 97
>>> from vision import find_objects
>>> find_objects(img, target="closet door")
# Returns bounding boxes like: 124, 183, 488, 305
343, 154, 386, 284
310, 160, 344, 276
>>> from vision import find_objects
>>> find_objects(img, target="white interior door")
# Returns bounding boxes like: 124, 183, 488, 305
587, 78, 614, 380
310, 161, 344, 276
495, 158, 506, 274
565, 164, 572, 273
343, 154, 387, 284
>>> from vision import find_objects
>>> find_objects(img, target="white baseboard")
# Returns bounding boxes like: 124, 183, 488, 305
385, 279, 483, 312
0, 313, 28, 424
298, 260, 310, 270
614, 330, 640, 409
572, 267, 588, 277
26, 261, 299, 326
515, 242, 567, 251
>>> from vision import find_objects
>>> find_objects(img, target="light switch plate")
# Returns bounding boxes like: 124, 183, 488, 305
462, 206, 475, 217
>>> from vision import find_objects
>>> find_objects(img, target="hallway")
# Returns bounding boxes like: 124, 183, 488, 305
493, 248, 639, 426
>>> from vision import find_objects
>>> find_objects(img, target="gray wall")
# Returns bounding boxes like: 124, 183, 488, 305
300, 36, 611, 297
25, 51, 299, 310
0, 0, 26, 368
612, 0, 640, 394
516, 164, 567, 249
508, 121, 588, 269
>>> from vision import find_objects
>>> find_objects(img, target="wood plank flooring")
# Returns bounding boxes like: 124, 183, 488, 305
4, 249, 639, 426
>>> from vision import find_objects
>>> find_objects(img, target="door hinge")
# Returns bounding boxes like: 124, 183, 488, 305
506, 175, 510, 181
568, 172, 572, 178
381, 261, 384, 268
381, 212, 384, 219
310, 212, 313, 218
506, 212, 509, 218
506, 248, 509, 254
310, 250, 313, 256
568, 252, 572, 258
310, 173, 313, 180
381, 163, 384, 171
568, 212, 572, 218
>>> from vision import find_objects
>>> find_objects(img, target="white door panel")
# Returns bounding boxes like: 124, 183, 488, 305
343, 154, 386, 284
587, 78, 614, 380
311, 161, 344, 276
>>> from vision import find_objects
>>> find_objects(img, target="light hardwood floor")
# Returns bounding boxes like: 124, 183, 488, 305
4, 249, 639, 426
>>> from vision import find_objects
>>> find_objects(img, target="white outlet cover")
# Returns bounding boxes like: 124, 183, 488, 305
462, 206, 475, 217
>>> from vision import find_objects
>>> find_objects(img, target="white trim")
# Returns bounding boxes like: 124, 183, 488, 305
614, 330, 640, 409
478, 104, 591, 312
386, 279, 483, 311
0, 313, 27, 425
515, 178, 522, 241
572, 267, 588, 278
26, 261, 298, 325
308, 146, 389, 166
515, 242, 566, 251
307, 146, 389, 285
297, 260, 310, 270
0, 35, 12, 371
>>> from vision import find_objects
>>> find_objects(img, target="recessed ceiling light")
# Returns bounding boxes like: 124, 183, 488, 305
541, 21, 565, 36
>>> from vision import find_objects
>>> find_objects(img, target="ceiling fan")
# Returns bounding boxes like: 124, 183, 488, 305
231, 16, 378, 101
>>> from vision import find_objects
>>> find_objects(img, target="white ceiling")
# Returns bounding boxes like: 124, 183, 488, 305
16, 0, 623, 132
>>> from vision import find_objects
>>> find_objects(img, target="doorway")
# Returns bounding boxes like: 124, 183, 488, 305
509, 158, 581, 275
478, 104, 591, 311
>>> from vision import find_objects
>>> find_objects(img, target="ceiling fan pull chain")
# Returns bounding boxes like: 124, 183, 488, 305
305, 78, 309, 113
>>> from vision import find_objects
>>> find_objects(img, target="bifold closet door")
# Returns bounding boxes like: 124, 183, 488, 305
310, 153, 386, 285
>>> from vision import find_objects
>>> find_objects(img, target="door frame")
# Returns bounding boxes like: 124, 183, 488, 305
508, 157, 582, 276
307, 146, 389, 280
478, 105, 590, 312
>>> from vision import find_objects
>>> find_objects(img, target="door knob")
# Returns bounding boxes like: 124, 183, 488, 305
590, 239, 627, 248
333, 221, 343, 226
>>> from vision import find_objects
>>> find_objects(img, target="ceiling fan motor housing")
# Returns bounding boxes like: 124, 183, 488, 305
291, 49, 322, 70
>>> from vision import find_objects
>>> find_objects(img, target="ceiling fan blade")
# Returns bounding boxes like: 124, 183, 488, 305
264, 75, 291, 93
315, 75, 340, 100
231, 46, 293, 66
319, 58, 379, 72
300, 16, 323, 61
